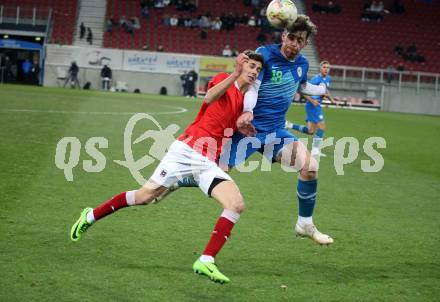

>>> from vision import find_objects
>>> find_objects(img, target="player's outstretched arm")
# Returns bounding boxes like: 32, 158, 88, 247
300, 82, 327, 96
204, 53, 248, 104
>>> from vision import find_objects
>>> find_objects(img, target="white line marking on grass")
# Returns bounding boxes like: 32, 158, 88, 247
0, 106, 188, 116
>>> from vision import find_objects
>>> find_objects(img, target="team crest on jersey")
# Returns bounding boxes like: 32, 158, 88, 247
297, 67, 302, 78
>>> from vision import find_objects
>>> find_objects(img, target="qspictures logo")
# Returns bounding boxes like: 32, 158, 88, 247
55, 113, 386, 185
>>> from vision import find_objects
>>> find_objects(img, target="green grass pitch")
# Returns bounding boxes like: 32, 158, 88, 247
0, 84, 439, 301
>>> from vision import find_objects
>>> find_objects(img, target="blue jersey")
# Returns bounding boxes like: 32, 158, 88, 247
308, 74, 331, 104
253, 44, 309, 132
305, 73, 331, 123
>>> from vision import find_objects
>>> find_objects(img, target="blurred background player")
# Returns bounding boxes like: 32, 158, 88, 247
286, 60, 336, 157
70, 51, 263, 284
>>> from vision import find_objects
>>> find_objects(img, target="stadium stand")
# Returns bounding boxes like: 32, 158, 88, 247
307, 0, 440, 73
0, 0, 78, 44
103, 0, 265, 55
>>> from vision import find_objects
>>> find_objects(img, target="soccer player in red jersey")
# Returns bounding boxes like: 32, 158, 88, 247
70, 51, 264, 284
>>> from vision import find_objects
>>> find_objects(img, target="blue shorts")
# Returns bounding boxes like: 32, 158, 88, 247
306, 106, 324, 123
219, 128, 298, 168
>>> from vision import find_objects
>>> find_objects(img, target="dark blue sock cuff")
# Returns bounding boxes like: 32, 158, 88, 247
297, 179, 317, 193
315, 128, 324, 138
297, 179, 317, 217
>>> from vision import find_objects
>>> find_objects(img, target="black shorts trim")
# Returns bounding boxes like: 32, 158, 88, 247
208, 177, 228, 197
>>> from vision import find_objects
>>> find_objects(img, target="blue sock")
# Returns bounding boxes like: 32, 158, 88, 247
292, 124, 309, 134
297, 179, 317, 217
312, 129, 325, 150
315, 128, 324, 138
177, 177, 198, 187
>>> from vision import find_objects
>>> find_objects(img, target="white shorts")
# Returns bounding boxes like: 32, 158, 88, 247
149, 140, 232, 195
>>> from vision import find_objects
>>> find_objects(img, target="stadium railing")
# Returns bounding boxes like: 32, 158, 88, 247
331, 65, 439, 96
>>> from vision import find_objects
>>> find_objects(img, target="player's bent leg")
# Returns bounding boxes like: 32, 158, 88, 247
194, 180, 243, 283
276, 140, 309, 172
70, 181, 166, 242
311, 121, 326, 157
295, 155, 333, 245
276, 143, 333, 245
287, 120, 310, 135
307, 122, 317, 135
210, 180, 245, 214
136, 180, 168, 205
152, 176, 202, 204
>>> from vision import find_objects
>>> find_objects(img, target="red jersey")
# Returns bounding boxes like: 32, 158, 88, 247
178, 72, 244, 162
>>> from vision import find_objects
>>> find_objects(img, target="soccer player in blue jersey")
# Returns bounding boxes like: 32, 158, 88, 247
286, 60, 335, 157
159, 15, 333, 245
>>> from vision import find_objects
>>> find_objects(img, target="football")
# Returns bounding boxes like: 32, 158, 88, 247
266, 0, 298, 29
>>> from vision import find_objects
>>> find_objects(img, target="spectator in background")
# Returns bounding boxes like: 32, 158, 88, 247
141, 6, 150, 18
120, 16, 128, 28
248, 16, 257, 27
391, 0, 405, 14
327, 1, 341, 13
154, 0, 166, 8
313, 1, 341, 14
101, 64, 112, 90
157, 45, 164, 52
80, 22, 86, 39
394, 44, 403, 57
183, 16, 192, 27
362, 0, 386, 22
131, 17, 141, 29
163, 14, 171, 26
86, 28, 93, 44
211, 17, 222, 30
142, 44, 149, 50
200, 14, 211, 29
222, 45, 233, 57
190, 16, 200, 28
241, 13, 250, 25
105, 18, 113, 33
170, 15, 179, 26
64, 61, 80, 88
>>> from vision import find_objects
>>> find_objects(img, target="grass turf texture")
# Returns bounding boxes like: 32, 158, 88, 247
0, 84, 439, 301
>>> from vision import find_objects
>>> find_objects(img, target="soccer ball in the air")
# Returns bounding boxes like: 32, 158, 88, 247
266, 0, 298, 29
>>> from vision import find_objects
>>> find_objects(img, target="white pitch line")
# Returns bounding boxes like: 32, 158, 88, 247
0, 106, 188, 116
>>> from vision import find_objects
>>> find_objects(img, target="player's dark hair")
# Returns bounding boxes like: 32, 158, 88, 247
286, 14, 318, 38
243, 50, 264, 68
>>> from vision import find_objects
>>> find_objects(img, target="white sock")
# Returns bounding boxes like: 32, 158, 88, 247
220, 209, 240, 223
86, 210, 95, 224
298, 216, 313, 227
312, 137, 323, 151
200, 255, 215, 263
126, 190, 137, 206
